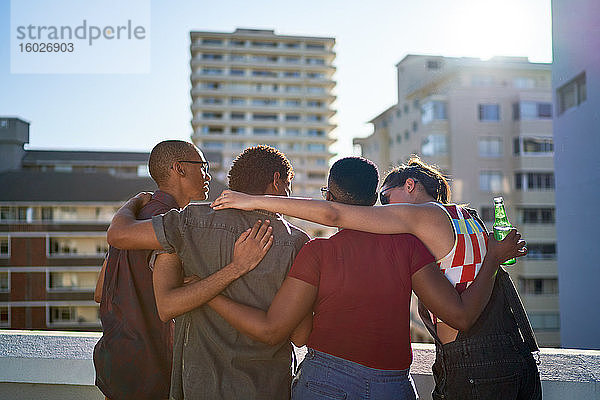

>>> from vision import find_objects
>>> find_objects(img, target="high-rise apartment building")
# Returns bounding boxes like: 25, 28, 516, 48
189, 29, 337, 236
355, 55, 559, 346
552, 0, 599, 349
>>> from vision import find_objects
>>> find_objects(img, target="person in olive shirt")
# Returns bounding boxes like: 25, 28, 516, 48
107, 146, 311, 400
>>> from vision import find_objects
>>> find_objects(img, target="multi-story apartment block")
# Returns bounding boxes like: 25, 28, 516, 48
355, 55, 559, 346
0, 117, 225, 331
189, 29, 337, 236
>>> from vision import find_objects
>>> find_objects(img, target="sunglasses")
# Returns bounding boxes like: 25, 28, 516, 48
320, 186, 336, 200
379, 179, 418, 205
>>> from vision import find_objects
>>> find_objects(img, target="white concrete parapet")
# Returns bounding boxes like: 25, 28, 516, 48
0, 330, 599, 399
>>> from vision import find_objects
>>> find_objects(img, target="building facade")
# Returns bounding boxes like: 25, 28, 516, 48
189, 28, 338, 236
355, 56, 559, 346
0, 117, 225, 331
552, 0, 600, 349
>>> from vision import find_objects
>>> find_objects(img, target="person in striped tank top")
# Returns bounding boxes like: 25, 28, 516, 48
211, 155, 541, 400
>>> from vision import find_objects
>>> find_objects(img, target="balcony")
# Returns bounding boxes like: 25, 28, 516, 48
1, 330, 598, 399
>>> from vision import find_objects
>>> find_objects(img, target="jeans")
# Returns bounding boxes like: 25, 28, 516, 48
292, 348, 418, 400
431, 334, 542, 400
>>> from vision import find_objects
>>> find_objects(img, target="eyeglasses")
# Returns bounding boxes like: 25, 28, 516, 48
320, 186, 334, 200
179, 160, 209, 172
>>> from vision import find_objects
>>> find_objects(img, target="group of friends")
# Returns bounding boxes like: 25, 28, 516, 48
93, 140, 542, 399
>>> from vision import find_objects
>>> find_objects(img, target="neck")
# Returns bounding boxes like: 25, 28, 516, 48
414, 193, 436, 204
158, 184, 191, 209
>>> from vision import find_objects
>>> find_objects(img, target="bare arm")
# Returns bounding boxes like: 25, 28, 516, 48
94, 257, 107, 303
211, 190, 442, 235
412, 230, 527, 331
153, 220, 273, 321
106, 193, 161, 250
290, 313, 313, 347
208, 277, 318, 346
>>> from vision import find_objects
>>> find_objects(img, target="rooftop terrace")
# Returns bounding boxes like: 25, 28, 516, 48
0, 330, 598, 399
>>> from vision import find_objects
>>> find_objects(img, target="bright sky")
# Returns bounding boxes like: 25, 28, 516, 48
0, 0, 552, 157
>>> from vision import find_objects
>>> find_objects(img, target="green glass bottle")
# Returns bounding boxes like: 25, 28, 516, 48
493, 196, 516, 265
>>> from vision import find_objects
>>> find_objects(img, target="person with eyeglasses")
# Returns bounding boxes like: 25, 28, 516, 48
211, 155, 542, 400
207, 156, 530, 399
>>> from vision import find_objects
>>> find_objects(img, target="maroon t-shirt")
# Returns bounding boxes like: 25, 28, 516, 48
94, 190, 178, 400
288, 229, 434, 370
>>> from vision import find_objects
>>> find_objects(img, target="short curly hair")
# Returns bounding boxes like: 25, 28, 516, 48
228, 145, 294, 194
149, 140, 199, 186
328, 157, 379, 206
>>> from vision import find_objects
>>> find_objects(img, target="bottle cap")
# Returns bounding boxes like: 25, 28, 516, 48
493, 196, 504, 203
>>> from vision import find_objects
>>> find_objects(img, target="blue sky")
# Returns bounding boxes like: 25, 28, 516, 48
0, 0, 552, 157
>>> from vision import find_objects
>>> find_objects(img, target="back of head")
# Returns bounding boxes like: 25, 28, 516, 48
149, 140, 199, 186
328, 157, 379, 206
383, 155, 451, 204
228, 145, 294, 194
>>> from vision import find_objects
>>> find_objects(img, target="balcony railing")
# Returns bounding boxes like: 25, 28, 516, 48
1, 330, 599, 399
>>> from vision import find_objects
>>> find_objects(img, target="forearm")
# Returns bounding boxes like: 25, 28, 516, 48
107, 198, 160, 249
290, 313, 313, 347
156, 262, 248, 321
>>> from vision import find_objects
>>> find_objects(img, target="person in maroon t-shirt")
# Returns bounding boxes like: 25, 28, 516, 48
206, 157, 526, 399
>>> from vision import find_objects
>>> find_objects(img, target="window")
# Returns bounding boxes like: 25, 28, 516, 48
412, 121, 418, 132
201, 82, 221, 90
421, 134, 448, 156
202, 126, 224, 134
252, 98, 278, 106
480, 207, 494, 223
284, 57, 300, 64
404, 130, 410, 140
202, 97, 223, 105
229, 113, 244, 121
283, 71, 301, 78
230, 40, 245, 47
479, 171, 503, 192
307, 100, 322, 108
0, 120, 8, 129
315, 158, 327, 166
0, 271, 8, 292
478, 137, 503, 157
307, 86, 325, 93
308, 172, 327, 180
230, 97, 246, 105
513, 102, 552, 120
251, 55, 278, 63
1, 207, 27, 221
307, 143, 326, 152
515, 172, 554, 190
285, 114, 300, 121
41, 207, 53, 221
307, 129, 325, 137
0, 307, 8, 327
49, 306, 100, 325
396, 134, 402, 144
404, 104, 409, 113
306, 43, 325, 50
230, 127, 245, 135
520, 278, 558, 295
514, 77, 536, 89
202, 68, 223, 75
253, 113, 278, 121
427, 60, 442, 70
528, 312, 560, 331
251, 41, 277, 48
252, 70, 277, 78
285, 129, 300, 136
202, 38, 222, 45
203, 141, 224, 149
229, 69, 245, 76
285, 99, 301, 107
479, 104, 500, 121
253, 128, 278, 135
527, 243, 556, 259
307, 72, 325, 79
201, 53, 223, 60
513, 137, 554, 155
285, 85, 301, 93
202, 112, 222, 119
421, 101, 447, 124
306, 114, 322, 122
305, 57, 325, 65
284, 42, 300, 49
54, 165, 72, 172
49, 238, 107, 256
230, 54, 245, 62
520, 207, 555, 224
49, 271, 98, 291
558, 72, 586, 114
